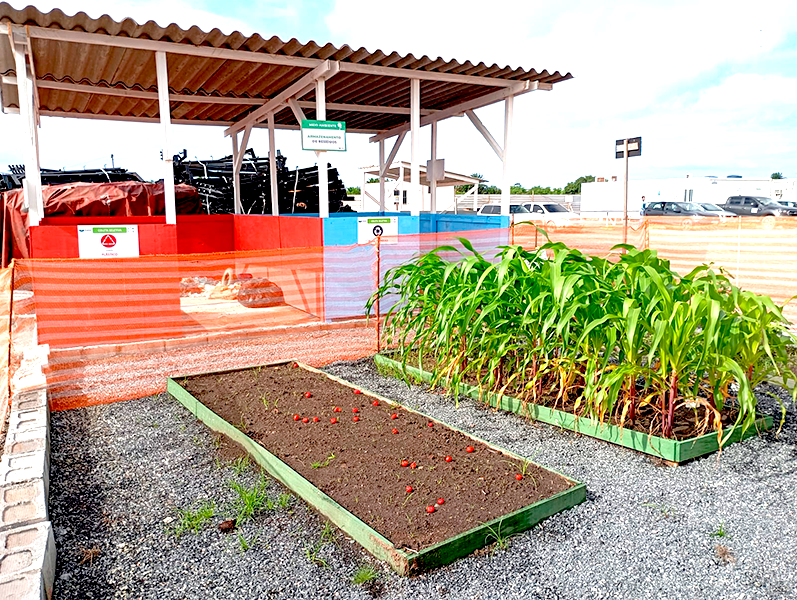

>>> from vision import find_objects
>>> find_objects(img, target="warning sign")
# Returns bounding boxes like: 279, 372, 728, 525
357, 217, 398, 244
77, 226, 140, 258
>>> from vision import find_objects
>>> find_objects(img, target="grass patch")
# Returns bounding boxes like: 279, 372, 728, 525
351, 564, 379, 585
230, 473, 269, 523
172, 500, 215, 537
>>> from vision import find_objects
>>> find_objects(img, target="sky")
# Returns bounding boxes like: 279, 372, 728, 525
2, 0, 797, 190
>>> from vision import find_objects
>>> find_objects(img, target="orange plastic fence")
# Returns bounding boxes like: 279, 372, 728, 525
0, 267, 11, 427
7, 217, 797, 411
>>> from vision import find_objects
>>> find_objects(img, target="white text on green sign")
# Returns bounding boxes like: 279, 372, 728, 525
301, 120, 347, 152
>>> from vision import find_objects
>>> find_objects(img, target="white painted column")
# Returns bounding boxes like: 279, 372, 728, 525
473, 183, 479, 212
501, 95, 514, 218
430, 120, 438, 214
13, 39, 43, 226
410, 78, 420, 216
268, 112, 279, 215
231, 131, 242, 214
378, 139, 385, 212
398, 165, 405, 211
155, 51, 177, 225
316, 78, 329, 218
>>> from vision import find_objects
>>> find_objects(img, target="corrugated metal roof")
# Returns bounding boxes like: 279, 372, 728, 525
0, 3, 572, 132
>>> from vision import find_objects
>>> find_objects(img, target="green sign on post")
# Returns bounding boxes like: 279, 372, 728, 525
301, 119, 347, 152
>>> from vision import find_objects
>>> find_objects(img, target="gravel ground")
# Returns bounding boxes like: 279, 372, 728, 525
50, 358, 797, 600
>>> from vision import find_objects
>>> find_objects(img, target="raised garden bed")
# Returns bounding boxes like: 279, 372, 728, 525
373, 354, 773, 464
167, 361, 586, 575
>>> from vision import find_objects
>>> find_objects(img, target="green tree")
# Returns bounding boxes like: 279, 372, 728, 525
366, 177, 379, 183
563, 175, 595, 195
455, 173, 501, 195
346, 187, 361, 195
771, 172, 784, 179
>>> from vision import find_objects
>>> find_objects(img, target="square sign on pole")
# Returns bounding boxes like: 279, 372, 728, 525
301, 119, 347, 152
615, 137, 641, 159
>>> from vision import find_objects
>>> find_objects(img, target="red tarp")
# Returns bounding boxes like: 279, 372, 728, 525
0, 181, 201, 266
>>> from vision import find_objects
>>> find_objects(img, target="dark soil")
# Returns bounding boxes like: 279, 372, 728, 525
180, 363, 574, 551
391, 352, 744, 441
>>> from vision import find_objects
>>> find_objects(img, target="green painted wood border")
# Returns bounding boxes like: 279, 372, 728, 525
167, 362, 586, 575
373, 353, 773, 464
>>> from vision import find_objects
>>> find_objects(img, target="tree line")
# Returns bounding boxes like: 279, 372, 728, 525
455, 174, 595, 195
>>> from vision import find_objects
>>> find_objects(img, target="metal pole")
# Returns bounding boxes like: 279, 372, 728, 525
13, 37, 42, 225
623, 138, 629, 245
375, 235, 381, 353
231, 131, 241, 214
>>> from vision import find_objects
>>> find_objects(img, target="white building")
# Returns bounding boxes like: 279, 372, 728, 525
581, 176, 796, 217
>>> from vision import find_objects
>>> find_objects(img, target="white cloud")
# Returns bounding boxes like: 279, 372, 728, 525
3, 1, 797, 191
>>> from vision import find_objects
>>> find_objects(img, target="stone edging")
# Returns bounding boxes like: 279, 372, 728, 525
0, 347, 54, 599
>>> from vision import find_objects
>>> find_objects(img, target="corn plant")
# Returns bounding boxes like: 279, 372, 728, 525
368, 239, 796, 443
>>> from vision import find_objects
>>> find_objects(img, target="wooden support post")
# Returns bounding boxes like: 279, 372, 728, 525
155, 51, 177, 225
375, 234, 381, 353
430, 121, 438, 214
378, 139, 385, 212
501, 95, 514, 218
316, 78, 329, 218
410, 78, 420, 216
12, 33, 42, 225
231, 131, 242, 214
268, 112, 279, 215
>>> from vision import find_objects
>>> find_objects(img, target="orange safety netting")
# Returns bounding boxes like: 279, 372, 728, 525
0, 267, 11, 429
7, 217, 797, 412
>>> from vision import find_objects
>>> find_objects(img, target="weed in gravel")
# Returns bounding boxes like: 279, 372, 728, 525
230, 455, 251, 476
351, 564, 379, 585
277, 492, 292, 509
172, 500, 215, 537
304, 541, 329, 568
320, 522, 337, 545
640, 502, 675, 519
78, 546, 101, 566
483, 519, 517, 555
711, 523, 732, 539
311, 452, 336, 469
715, 544, 736, 565
230, 475, 268, 523
237, 531, 258, 553
212, 435, 223, 449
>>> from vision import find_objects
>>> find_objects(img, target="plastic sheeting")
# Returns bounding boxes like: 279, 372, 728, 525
0, 181, 202, 267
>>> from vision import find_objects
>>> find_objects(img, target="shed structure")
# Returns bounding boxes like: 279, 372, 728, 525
0, 3, 572, 225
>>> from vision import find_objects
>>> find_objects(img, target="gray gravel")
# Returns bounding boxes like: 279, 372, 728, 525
50, 358, 797, 600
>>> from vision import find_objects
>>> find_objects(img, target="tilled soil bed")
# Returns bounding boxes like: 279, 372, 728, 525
179, 362, 575, 552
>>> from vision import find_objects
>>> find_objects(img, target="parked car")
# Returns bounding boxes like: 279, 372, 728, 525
519, 202, 580, 229
697, 203, 737, 218
477, 204, 536, 222
642, 201, 724, 229
721, 196, 797, 228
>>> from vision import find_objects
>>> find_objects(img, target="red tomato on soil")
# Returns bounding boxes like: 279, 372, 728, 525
372, 400, 379, 406
410, 462, 417, 469
391, 413, 398, 420
354, 389, 362, 394
515, 474, 523, 481
392, 428, 399, 434
426, 505, 436, 514
353, 416, 360, 422
330, 417, 338, 424
427, 422, 434, 428
436, 498, 445, 505
293, 414, 300, 421
304, 392, 312, 398
302, 417, 309, 423
405, 486, 413, 493
313, 417, 320, 423
401, 460, 409, 467
352, 407, 359, 413
466, 446, 475, 453
444, 456, 452, 462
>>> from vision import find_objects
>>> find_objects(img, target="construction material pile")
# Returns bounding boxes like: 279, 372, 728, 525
173, 149, 352, 215
0, 165, 144, 192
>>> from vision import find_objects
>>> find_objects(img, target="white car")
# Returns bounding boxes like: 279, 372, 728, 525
519, 202, 580, 229
477, 204, 534, 220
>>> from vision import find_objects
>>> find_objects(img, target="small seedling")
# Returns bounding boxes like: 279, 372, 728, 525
277, 492, 292, 509
230, 477, 268, 523
320, 522, 336, 545
351, 564, 379, 585
483, 519, 516, 555
172, 500, 215, 537
260, 394, 269, 409
230, 455, 251, 476
304, 542, 329, 568
710, 523, 731, 539
238, 531, 258, 553
311, 452, 336, 469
